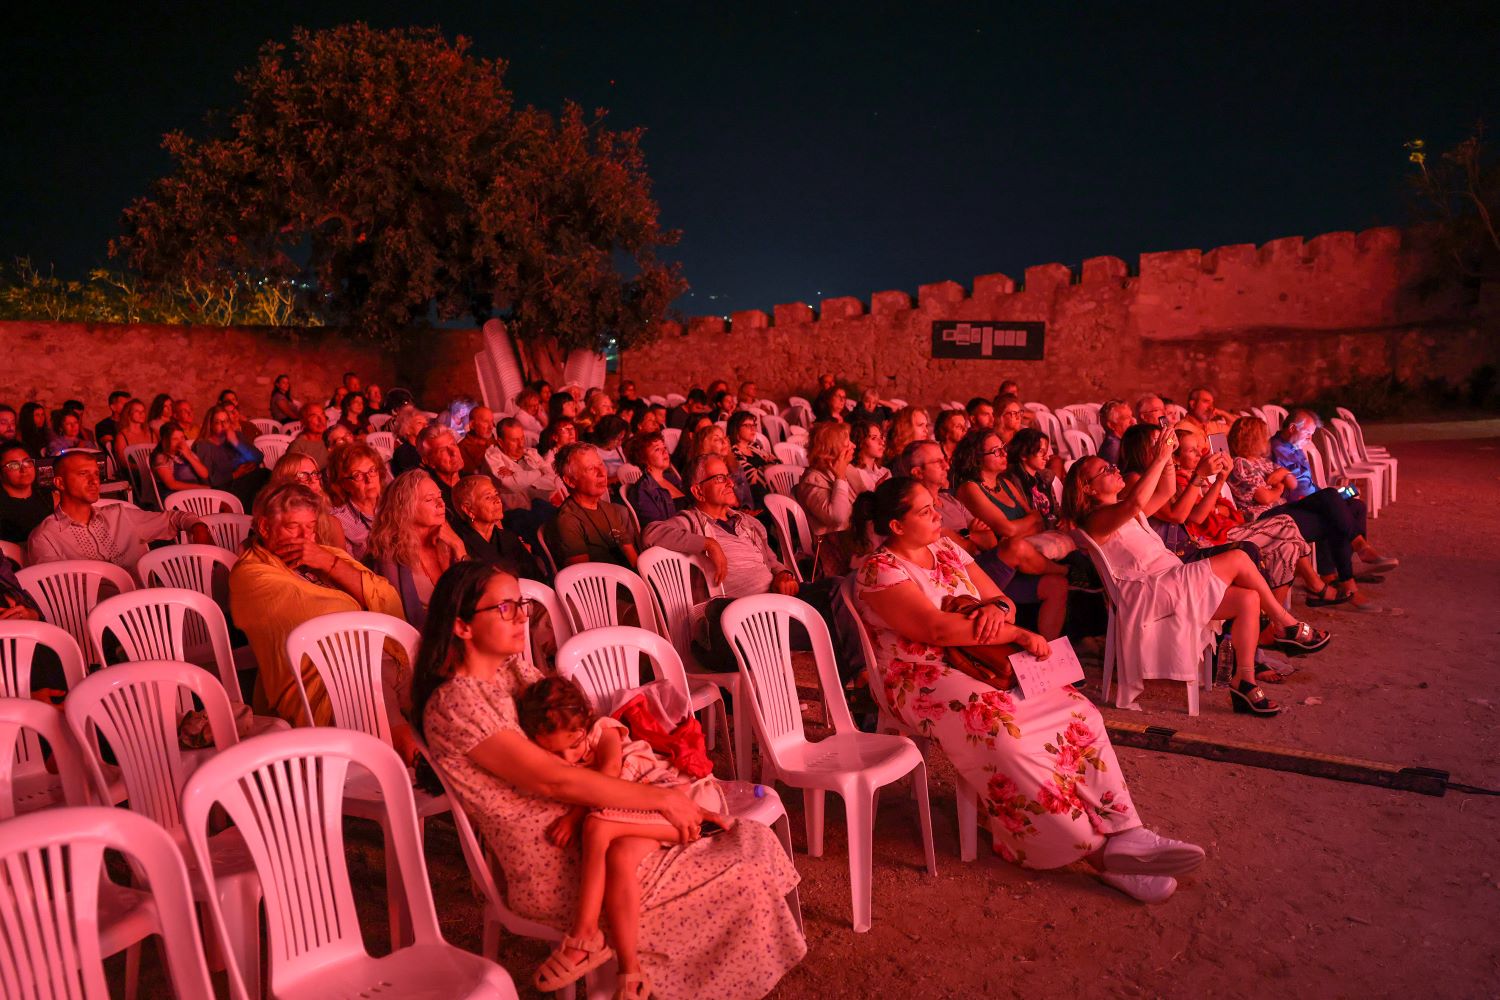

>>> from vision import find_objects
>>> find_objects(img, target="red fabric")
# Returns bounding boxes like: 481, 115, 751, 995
612, 693, 714, 780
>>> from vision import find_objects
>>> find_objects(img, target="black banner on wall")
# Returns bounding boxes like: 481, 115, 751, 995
931, 321, 1045, 361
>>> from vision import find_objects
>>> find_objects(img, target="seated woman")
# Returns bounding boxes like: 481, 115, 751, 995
625, 431, 689, 529
18, 403, 55, 458
844, 419, 891, 496
0, 442, 54, 545
229, 482, 408, 742
270, 374, 300, 424
1065, 432, 1331, 717
793, 421, 858, 577
389, 406, 430, 477
589, 415, 631, 477
45, 410, 88, 456
414, 561, 806, 998
145, 393, 174, 436
933, 409, 969, 464
548, 391, 581, 431
670, 413, 714, 474
1139, 426, 1324, 612
194, 404, 269, 509
538, 417, 578, 466
812, 385, 848, 423
451, 475, 544, 580
150, 421, 210, 495
269, 452, 347, 550
853, 477, 1205, 902
881, 405, 932, 465
686, 423, 755, 512
1226, 416, 1386, 612
338, 392, 370, 435
326, 441, 387, 561
367, 470, 468, 628
727, 411, 776, 498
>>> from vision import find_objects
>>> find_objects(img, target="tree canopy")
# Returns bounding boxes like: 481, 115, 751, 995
112, 23, 686, 350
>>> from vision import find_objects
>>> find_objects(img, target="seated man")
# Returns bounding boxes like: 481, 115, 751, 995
966, 397, 996, 431
644, 454, 839, 670
1096, 399, 1134, 466
513, 388, 545, 438
1135, 394, 1166, 427
230, 481, 408, 738
667, 388, 711, 430
27, 452, 210, 571
1183, 386, 1233, 437
485, 416, 564, 537
0, 405, 16, 443
737, 380, 760, 410
171, 399, 196, 439
459, 405, 500, 477
546, 442, 638, 569
285, 401, 331, 469
416, 424, 465, 521
93, 391, 130, 454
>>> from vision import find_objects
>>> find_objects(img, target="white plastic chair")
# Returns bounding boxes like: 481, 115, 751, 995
17, 559, 136, 666
555, 626, 801, 928
720, 594, 936, 932
615, 462, 644, 488
366, 430, 397, 457
163, 487, 243, 517
518, 578, 571, 672
368, 412, 393, 430
1073, 521, 1214, 714
282, 420, 304, 438
763, 494, 816, 583
763, 463, 802, 498
1334, 408, 1397, 501
1261, 404, 1289, 431
181, 728, 517, 1000
420, 738, 593, 999
123, 443, 163, 510
254, 433, 292, 468
1062, 428, 1096, 462
198, 512, 253, 552
554, 562, 658, 633
773, 441, 808, 467
660, 427, 682, 453
664, 393, 687, 408
64, 660, 263, 999
1314, 427, 1385, 515
0, 539, 24, 567
0, 806, 217, 1000
136, 543, 237, 603
759, 412, 791, 446
533, 527, 560, 578
836, 578, 982, 861
0, 696, 87, 818
87, 587, 286, 738
782, 402, 812, 430
249, 417, 282, 437
284, 611, 450, 941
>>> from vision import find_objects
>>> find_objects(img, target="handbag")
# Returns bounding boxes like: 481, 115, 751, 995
937, 594, 1018, 689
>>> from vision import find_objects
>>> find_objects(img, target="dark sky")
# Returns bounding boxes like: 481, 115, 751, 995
2, 3, 1496, 314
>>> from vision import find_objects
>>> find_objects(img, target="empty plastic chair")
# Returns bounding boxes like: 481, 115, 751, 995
554, 562, 659, 633
0, 806, 217, 1000
17, 559, 136, 666
1334, 408, 1397, 501
198, 512, 253, 552
762, 494, 816, 583
249, 417, 283, 437
181, 728, 518, 1000
762, 463, 802, 498
254, 433, 293, 468
137, 542, 236, 602
721, 594, 936, 932
519, 578, 571, 672
163, 487, 243, 517
0, 696, 88, 818
65, 660, 264, 999
773, 441, 808, 467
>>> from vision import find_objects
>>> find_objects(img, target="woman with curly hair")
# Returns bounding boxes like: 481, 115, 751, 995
882, 405, 932, 464
367, 469, 468, 628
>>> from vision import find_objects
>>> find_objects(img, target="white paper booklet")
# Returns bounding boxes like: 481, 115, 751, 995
1010, 635, 1085, 699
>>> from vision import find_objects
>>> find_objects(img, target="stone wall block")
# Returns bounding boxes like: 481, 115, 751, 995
1081, 256, 1128, 285
772, 302, 815, 327
729, 309, 770, 331
870, 290, 913, 315
917, 280, 966, 310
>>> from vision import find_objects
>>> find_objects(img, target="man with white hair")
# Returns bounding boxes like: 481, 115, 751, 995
1134, 394, 1166, 427
1096, 400, 1134, 466
546, 442, 637, 568
417, 423, 465, 523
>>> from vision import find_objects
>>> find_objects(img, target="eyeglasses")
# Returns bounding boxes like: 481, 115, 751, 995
1088, 463, 1119, 482
474, 598, 537, 622
2, 459, 36, 472
695, 472, 733, 488
982, 447, 1005, 457
341, 470, 380, 483
292, 471, 321, 485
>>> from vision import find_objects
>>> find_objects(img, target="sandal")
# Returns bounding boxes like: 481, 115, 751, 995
1229, 680, 1280, 716
615, 971, 652, 1000
1273, 621, 1331, 656
1304, 585, 1353, 609
535, 931, 615, 993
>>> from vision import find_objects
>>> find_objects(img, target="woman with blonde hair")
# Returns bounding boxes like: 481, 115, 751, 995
882, 405, 933, 464
269, 451, 347, 551
367, 470, 468, 628
389, 405, 429, 476
687, 421, 755, 510
794, 420, 857, 576
112, 398, 154, 473
326, 441, 387, 561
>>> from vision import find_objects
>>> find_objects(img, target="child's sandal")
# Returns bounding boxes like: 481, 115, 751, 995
535, 930, 614, 993
614, 972, 652, 1000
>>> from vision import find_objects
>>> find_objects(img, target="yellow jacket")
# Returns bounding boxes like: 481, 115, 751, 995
229, 543, 405, 727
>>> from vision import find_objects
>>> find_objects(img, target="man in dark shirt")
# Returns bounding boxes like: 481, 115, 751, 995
667, 388, 712, 430
92, 390, 130, 453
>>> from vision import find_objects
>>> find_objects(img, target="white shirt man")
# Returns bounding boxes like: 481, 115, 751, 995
485, 418, 564, 509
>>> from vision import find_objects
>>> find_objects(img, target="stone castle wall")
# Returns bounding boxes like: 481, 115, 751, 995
619, 227, 1499, 408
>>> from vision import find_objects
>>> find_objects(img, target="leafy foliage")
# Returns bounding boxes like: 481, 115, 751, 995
1405, 124, 1500, 286
111, 23, 685, 350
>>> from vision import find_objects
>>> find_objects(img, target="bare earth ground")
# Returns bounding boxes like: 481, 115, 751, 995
119, 431, 1500, 999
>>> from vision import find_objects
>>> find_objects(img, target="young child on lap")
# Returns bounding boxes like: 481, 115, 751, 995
519, 676, 730, 1000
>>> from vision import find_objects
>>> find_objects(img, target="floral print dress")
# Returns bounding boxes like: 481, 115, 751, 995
855, 537, 1141, 868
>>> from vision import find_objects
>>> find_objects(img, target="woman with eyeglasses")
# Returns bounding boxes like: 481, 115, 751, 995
269, 452, 347, 550
229, 481, 406, 733
413, 561, 806, 999
1063, 433, 1332, 717
326, 442, 387, 561
367, 470, 468, 628
726, 410, 776, 496
0, 441, 53, 545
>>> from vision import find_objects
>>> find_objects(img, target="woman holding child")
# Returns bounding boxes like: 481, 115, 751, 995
416, 561, 805, 1000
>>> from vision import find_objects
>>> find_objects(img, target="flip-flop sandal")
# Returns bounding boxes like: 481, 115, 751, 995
1305, 585, 1354, 608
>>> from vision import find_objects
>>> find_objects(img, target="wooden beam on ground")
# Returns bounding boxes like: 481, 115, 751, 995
1105, 720, 1450, 797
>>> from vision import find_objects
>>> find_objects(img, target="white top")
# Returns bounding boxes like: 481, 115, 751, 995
485, 446, 563, 509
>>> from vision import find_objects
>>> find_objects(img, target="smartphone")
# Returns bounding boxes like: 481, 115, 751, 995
1158, 416, 1170, 429
1337, 484, 1360, 500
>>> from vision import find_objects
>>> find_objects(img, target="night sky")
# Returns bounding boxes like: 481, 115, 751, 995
2, 3, 1495, 315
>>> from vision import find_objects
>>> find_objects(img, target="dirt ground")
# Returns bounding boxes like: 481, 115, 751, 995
117, 430, 1500, 999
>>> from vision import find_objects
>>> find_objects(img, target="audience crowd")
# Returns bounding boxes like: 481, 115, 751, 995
0, 367, 1402, 997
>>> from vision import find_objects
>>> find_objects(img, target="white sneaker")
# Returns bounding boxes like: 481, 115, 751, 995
1100, 872, 1177, 904
1101, 828, 1205, 876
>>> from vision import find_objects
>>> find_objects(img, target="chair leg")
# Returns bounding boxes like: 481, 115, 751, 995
803, 788, 826, 857
482, 913, 500, 961
845, 790, 875, 933
700, 699, 717, 751
123, 942, 142, 1000
956, 778, 979, 863
910, 761, 937, 876
774, 814, 804, 933
1100, 611, 1116, 704
216, 878, 261, 1000
732, 677, 752, 781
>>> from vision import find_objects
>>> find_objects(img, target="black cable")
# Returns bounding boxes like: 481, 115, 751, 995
1446, 781, 1500, 796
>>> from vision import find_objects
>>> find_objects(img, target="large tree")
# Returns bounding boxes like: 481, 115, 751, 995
112, 23, 685, 351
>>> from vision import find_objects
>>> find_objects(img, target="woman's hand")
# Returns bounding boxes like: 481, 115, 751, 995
1016, 630, 1051, 658
832, 439, 855, 478
654, 787, 715, 843
1153, 429, 1179, 464
969, 603, 1010, 643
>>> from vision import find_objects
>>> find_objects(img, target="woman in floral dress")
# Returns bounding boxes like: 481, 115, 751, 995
415, 561, 805, 999
852, 477, 1207, 903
